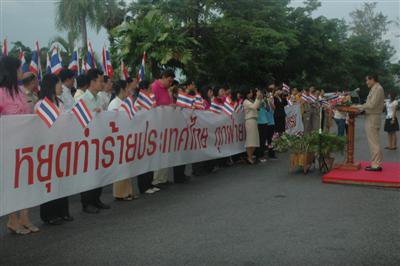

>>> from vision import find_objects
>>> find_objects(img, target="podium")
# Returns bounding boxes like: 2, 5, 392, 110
334, 106, 361, 170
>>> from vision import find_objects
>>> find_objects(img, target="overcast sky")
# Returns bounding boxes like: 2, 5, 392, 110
0, 0, 399, 61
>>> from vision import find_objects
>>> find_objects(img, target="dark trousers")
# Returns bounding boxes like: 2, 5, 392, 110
174, 165, 187, 183
81, 188, 102, 207
256, 124, 268, 159
138, 172, 154, 193
40, 197, 69, 222
334, 118, 346, 136
266, 124, 276, 157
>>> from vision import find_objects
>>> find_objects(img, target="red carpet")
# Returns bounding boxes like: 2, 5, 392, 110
323, 162, 400, 188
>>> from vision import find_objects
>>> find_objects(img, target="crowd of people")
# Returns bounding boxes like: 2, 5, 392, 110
0, 54, 398, 235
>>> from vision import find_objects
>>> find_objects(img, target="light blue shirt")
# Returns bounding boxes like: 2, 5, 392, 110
265, 102, 275, 126
257, 102, 268, 125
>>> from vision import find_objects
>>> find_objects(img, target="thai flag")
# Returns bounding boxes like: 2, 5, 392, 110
87, 41, 96, 69
50, 48, 63, 74
102, 47, 114, 78
193, 93, 205, 109
136, 90, 156, 110
120, 60, 129, 80
176, 92, 195, 109
35, 97, 60, 128
222, 97, 235, 115
309, 94, 318, 103
71, 99, 93, 128
320, 98, 331, 108
2, 38, 8, 56
68, 48, 79, 72
45, 52, 52, 74
210, 98, 223, 113
301, 93, 313, 103
19, 51, 29, 73
80, 57, 91, 74
235, 100, 244, 113
137, 51, 146, 82
330, 96, 344, 107
282, 83, 290, 93
29, 41, 41, 81
120, 96, 138, 120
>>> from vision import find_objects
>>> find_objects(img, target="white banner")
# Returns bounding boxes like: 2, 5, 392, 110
0, 107, 245, 216
285, 104, 304, 135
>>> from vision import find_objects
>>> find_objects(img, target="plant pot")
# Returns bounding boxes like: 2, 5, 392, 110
290, 152, 315, 173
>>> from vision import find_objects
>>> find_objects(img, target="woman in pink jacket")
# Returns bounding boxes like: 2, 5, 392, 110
0, 56, 39, 234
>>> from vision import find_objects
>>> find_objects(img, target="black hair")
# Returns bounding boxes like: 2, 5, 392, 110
172, 79, 179, 86
243, 87, 255, 99
76, 74, 88, 89
188, 90, 196, 96
58, 68, 75, 82
161, 69, 175, 79
367, 74, 378, 82
0, 56, 21, 97
200, 85, 212, 102
86, 69, 103, 83
113, 80, 128, 95
126, 77, 133, 83
39, 74, 61, 106
212, 86, 220, 97
22, 73, 36, 86
104, 75, 110, 83
138, 80, 150, 90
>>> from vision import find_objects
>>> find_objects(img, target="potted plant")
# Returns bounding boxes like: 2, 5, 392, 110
273, 131, 346, 174
273, 133, 316, 173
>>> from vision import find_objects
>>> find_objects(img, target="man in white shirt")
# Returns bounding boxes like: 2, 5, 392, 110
98, 75, 113, 111
79, 69, 109, 213
73, 74, 89, 101
59, 68, 76, 111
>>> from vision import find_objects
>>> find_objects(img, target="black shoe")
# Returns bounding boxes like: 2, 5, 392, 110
95, 201, 110, 210
46, 217, 64, 225
83, 205, 100, 214
365, 166, 383, 172
61, 215, 74, 222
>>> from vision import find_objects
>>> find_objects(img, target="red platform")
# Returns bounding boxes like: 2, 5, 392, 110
323, 162, 400, 188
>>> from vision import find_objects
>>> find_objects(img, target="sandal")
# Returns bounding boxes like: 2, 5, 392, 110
7, 225, 31, 235
23, 223, 40, 233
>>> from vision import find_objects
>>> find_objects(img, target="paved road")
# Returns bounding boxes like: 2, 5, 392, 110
1, 116, 399, 265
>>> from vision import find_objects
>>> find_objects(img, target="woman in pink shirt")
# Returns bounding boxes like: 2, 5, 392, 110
0, 56, 39, 235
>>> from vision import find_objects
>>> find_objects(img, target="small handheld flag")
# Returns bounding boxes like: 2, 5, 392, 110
210, 98, 223, 113
87, 41, 96, 69
235, 100, 244, 113
19, 51, 29, 73
2, 38, 8, 56
222, 97, 235, 115
193, 93, 205, 110
137, 51, 146, 82
50, 48, 63, 74
136, 90, 156, 110
71, 99, 93, 128
102, 47, 114, 78
35, 97, 61, 128
176, 92, 195, 109
120, 96, 138, 120
68, 47, 79, 72
120, 60, 129, 80
45, 52, 52, 74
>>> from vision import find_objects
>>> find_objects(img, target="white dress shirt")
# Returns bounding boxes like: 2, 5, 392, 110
60, 84, 75, 111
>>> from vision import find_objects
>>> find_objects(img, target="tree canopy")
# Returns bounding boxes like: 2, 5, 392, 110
110, 0, 399, 95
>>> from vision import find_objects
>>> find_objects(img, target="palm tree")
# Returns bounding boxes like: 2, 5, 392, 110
55, 0, 101, 50
96, 0, 126, 46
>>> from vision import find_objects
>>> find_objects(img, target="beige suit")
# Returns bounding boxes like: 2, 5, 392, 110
358, 83, 385, 167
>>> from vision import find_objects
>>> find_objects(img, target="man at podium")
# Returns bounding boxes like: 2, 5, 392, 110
354, 74, 385, 171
